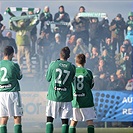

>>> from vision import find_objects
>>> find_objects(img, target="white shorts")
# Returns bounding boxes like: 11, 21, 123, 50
46, 100, 72, 119
71, 107, 97, 121
0, 92, 23, 117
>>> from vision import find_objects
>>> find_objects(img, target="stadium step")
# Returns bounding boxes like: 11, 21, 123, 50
13, 54, 48, 78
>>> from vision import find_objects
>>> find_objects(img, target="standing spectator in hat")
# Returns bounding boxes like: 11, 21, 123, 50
126, 12, 133, 31
39, 6, 53, 34
71, 6, 89, 46
51, 33, 65, 61
54, 5, 70, 43
110, 13, 126, 53
10, 15, 38, 73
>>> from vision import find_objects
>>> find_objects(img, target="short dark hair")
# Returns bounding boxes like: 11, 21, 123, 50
0, 14, 3, 21
60, 47, 70, 60
75, 54, 86, 65
59, 5, 64, 9
79, 6, 85, 11
4, 46, 14, 56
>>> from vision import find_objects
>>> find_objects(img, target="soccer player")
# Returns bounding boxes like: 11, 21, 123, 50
0, 46, 23, 133
45, 46, 75, 133
69, 54, 96, 133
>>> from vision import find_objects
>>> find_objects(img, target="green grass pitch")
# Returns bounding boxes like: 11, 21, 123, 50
9, 128, 133, 133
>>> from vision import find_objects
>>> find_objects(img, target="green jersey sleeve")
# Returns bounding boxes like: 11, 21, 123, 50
14, 63, 23, 80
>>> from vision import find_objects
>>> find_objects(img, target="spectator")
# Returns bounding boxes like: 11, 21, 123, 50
28, 10, 39, 56
110, 13, 126, 53
123, 39, 132, 53
89, 17, 106, 53
39, 6, 53, 34
0, 13, 4, 38
125, 26, 133, 47
87, 47, 99, 72
107, 74, 119, 90
115, 69, 126, 90
125, 79, 133, 90
115, 44, 132, 81
10, 16, 38, 73
51, 33, 65, 61
50, 26, 61, 42
73, 38, 89, 56
5, 31, 17, 55
100, 19, 111, 50
126, 12, 133, 31
101, 49, 116, 74
37, 30, 51, 78
66, 35, 76, 63
54, 5, 70, 43
71, 6, 89, 46
93, 72, 108, 90
66, 35, 76, 49
93, 58, 109, 78
93, 58, 109, 90
103, 37, 115, 58
0, 13, 6, 59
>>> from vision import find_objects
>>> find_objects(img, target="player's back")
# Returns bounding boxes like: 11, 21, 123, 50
46, 59, 75, 102
72, 67, 94, 108
0, 60, 22, 92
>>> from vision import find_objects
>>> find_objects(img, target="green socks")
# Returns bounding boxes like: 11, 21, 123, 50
69, 126, 76, 133
87, 125, 94, 133
14, 124, 22, 133
0, 125, 7, 133
62, 124, 69, 133
0, 124, 22, 133
69, 125, 94, 133
46, 122, 53, 133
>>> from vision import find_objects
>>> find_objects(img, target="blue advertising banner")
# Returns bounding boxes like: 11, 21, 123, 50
93, 91, 133, 122
19, 91, 132, 123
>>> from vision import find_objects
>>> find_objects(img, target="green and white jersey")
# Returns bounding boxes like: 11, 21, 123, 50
0, 60, 22, 92
46, 59, 75, 102
72, 67, 94, 108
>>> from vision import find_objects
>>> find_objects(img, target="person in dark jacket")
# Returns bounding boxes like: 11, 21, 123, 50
109, 13, 126, 53
28, 10, 39, 56
71, 6, 89, 46
39, 6, 53, 34
89, 17, 106, 53
54, 5, 70, 43
5, 31, 17, 55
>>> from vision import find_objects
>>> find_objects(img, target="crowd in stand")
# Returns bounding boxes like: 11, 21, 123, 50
0, 5, 133, 91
